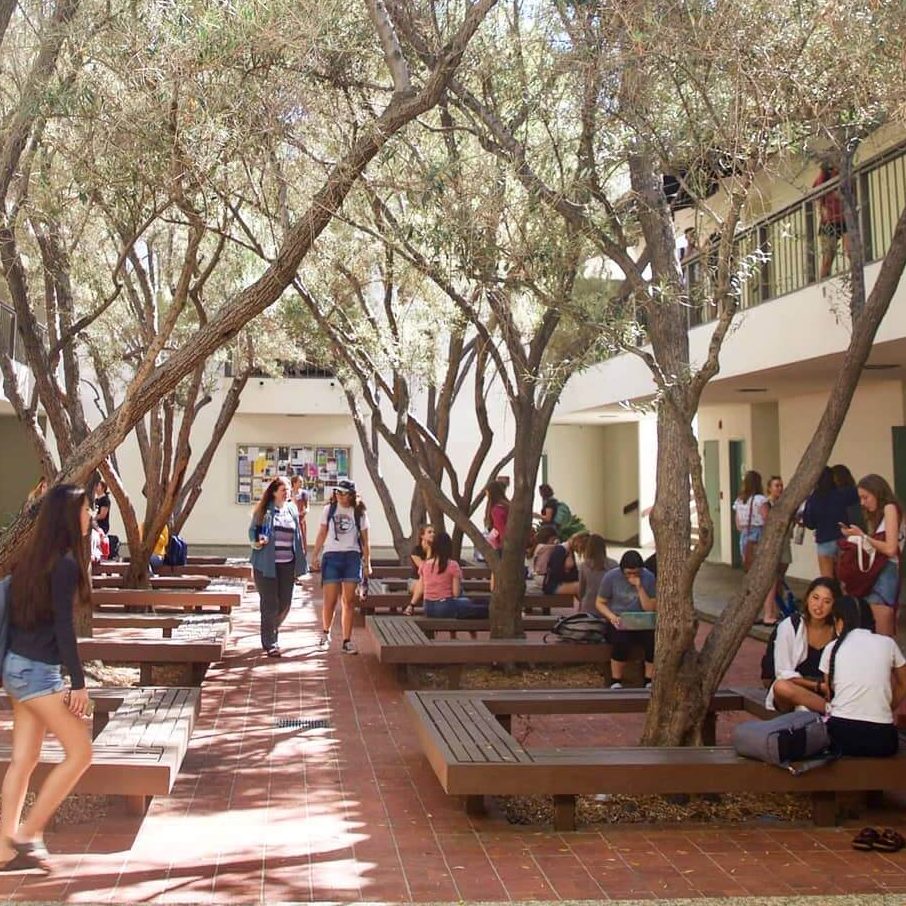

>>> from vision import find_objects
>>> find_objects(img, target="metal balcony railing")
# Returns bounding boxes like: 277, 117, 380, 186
682, 142, 906, 328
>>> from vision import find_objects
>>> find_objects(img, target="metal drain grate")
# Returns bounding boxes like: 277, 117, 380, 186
274, 717, 330, 730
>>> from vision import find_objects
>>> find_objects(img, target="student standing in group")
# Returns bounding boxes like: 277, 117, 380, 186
290, 475, 310, 550
0, 484, 93, 872
759, 475, 794, 626
733, 470, 768, 572
93, 478, 111, 535
803, 465, 859, 579
839, 473, 904, 638
820, 595, 906, 757
484, 480, 510, 553
311, 479, 371, 654
249, 477, 307, 657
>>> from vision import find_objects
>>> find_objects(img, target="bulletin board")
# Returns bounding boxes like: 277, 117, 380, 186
236, 444, 351, 505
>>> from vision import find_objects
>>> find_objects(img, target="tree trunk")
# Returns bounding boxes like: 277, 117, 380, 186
0, 1, 499, 575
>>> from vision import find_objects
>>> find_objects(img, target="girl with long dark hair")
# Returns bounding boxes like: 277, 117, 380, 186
0, 484, 93, 871
804, 465, 858, 578
483, 480, 510, 552
820, 596, 906, 757
409, 532, 488, 619
839, 473, 904, 638
732, 470, 768, 571
249, 476, 307, 657
767, 577, 838, 713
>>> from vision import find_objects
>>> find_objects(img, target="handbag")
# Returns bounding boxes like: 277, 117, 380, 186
742, 498, 757, 572
836, 532, 888, 598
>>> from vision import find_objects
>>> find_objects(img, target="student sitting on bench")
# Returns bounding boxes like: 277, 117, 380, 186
409, 532, 488, 619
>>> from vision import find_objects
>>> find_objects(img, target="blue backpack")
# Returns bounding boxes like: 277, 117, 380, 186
165, 534, 189, 567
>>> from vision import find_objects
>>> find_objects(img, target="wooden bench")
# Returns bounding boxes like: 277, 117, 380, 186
78, 637, 225, 685
92, 588, 241, 614
406, 687, 906, 830
0, 686, 200, 815
92, 612, 185, 638
92, 575, 211, 590
95, 561, 253, 581
416, 615, 558, 638
366, 615, 618, 686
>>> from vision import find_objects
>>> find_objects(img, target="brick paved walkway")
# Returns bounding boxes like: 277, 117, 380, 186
1, 575, 906, 903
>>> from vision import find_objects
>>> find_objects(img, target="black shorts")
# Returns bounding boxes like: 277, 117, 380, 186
827, 716, 898, 757
820, 220, 847, 239
605, 624, 655, 663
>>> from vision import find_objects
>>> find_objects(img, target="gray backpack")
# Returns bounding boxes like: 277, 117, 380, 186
732, 711, 831, 767
544, 612, 609, 644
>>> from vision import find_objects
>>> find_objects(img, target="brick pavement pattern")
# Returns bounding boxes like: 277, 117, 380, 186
2, 575, 906, 903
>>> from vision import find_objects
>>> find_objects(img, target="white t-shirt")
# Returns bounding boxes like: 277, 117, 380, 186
320, 503, 370, 554
733, 494, 767, 529
819, 629, 906, 724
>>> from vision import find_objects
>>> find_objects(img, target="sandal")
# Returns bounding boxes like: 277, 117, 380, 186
875, 829, 905, 853
852, 827, 880, 851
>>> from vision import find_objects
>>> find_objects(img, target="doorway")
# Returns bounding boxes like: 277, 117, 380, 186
729, 440, 746, 568
703, 440, 722, 562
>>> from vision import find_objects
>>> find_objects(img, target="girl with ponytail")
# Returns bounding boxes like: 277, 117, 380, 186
819, 596, 906, 757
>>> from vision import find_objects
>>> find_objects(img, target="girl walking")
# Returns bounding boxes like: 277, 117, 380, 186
249, 477, 307, 657
1, 484, 93, 871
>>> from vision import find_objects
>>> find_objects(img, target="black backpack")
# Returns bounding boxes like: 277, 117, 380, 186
544, 612, 609, 644
760, 613, 801, 685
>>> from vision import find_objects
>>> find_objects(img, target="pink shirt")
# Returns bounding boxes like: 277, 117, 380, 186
488, 503, 509, 550
419, 558, 462, 600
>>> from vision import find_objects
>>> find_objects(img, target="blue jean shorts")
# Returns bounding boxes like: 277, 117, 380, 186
321, 550, 362, 585
2, 651, 65, 703
738, 526, 763, 560
867, 560, 900, 607
816, 539, 840, 558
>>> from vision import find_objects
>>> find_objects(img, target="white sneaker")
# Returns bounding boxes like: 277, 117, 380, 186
341, 639, 358, 655
610, 681, 623, 690
318, 631, 331, 649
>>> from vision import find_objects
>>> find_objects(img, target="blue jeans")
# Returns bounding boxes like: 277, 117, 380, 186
321, 550, 362, 585
2, 651, 65, 702
424, 597, 489, 619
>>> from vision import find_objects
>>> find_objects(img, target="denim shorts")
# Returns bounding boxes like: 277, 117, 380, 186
738, 526, 763, 560
2, 651, 65, 703
866, 560, 900, 607
321, 550, 362, 585
816, 539, 840, 558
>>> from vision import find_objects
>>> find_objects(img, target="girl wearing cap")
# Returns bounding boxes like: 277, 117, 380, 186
311, 479, 371, 654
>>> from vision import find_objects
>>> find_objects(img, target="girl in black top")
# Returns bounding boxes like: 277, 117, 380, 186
0, 484, 93, 872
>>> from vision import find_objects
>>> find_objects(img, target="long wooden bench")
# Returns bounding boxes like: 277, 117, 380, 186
406, 687, 906, 830
0, 686, 200, 815
416, 615, 558, 638
370, 564, 491, 580
95, 561, 253, 581
92, 588, 241, 614
92, 612, 185, 638
92, 575, 211, 590
78, 637, 225, 685
367, 615, 619, 686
